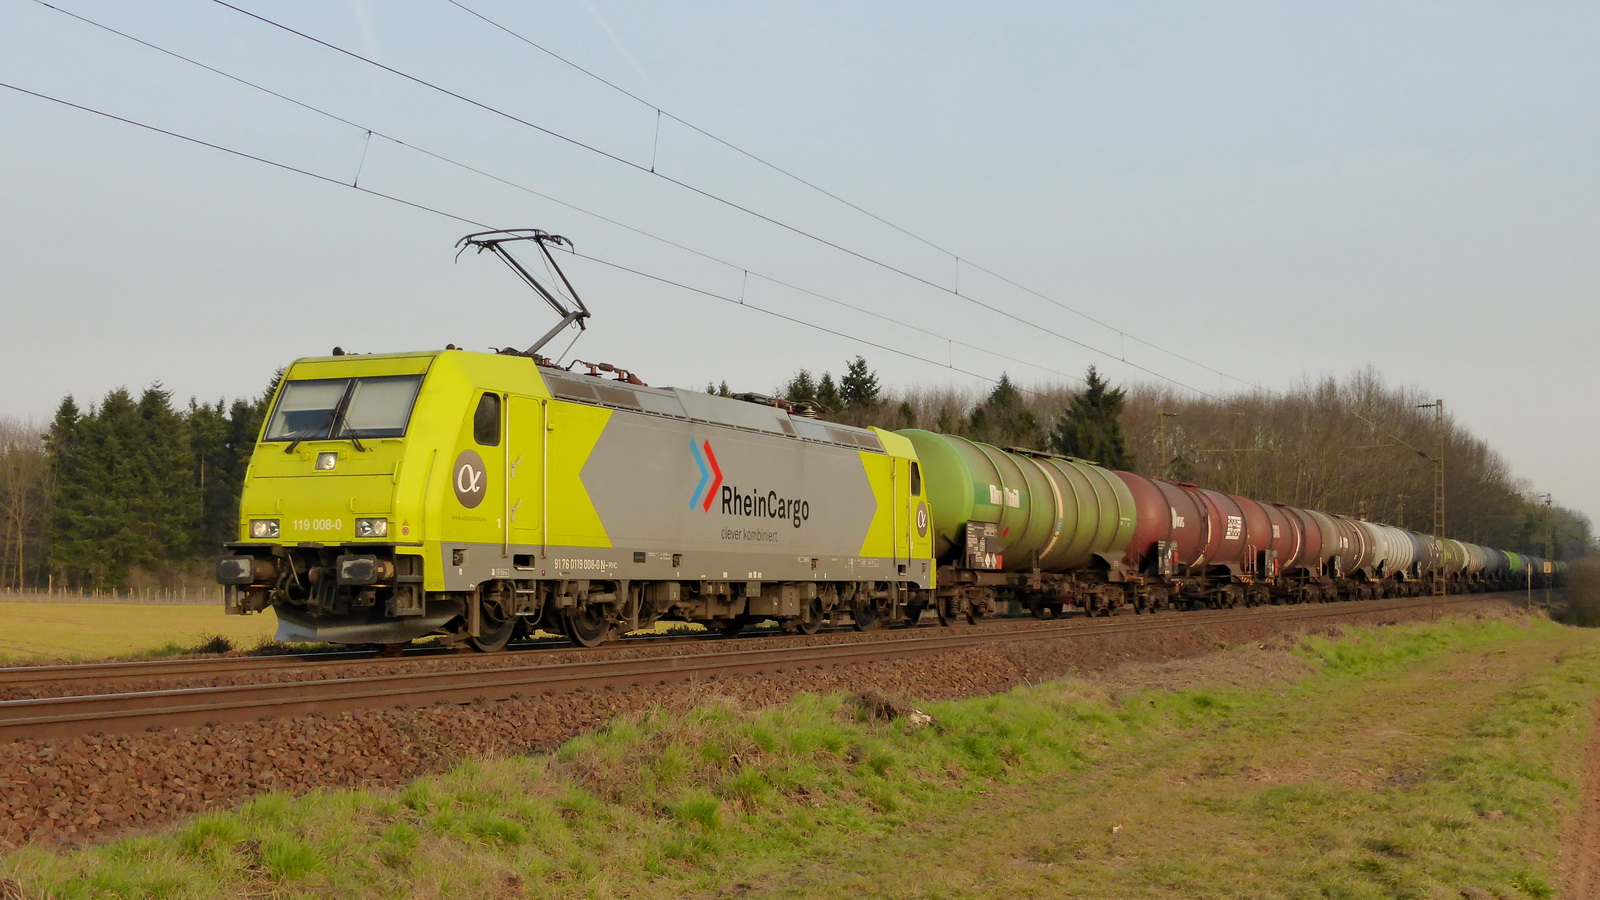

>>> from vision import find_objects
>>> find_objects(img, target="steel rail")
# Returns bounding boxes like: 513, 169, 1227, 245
0, 622, 851, 690
0, 593, 1494, 742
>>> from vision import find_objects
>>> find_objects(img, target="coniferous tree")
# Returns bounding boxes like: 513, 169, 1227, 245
1050, 366, 1131, 468
135, 385, 198, 574
33, 370, 282, 589
190, 399, 235, 549
840, 356, 881, 410
816, 373, 841, 413
783, 369, 818, 405
45, 396, 88, 586
91, 388, 144, 588
967, 374, 1041, 447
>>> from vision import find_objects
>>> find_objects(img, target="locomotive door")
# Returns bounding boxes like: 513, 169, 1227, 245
506, 396, 545, 552
894, 456, 910, 571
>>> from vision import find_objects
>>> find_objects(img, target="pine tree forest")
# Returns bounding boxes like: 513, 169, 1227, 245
0, 376, 275, 592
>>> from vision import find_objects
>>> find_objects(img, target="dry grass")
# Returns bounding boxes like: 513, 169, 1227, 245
0, 601, 279, 662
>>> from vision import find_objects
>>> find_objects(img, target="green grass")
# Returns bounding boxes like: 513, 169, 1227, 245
5, 614, 1596, 899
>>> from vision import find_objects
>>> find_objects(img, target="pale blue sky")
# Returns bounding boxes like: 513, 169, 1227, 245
2, 1, 1596, 523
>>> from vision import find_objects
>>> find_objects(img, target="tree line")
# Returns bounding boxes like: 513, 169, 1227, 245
0, 358, 1586, 591
0, 378, 273, 592
761, 359, 1592, 561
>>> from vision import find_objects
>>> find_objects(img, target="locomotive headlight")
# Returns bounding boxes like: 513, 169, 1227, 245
248, 518, 280, 539
355, 517, 389, 538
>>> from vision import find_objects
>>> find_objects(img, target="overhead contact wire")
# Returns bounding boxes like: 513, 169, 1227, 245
0, 80, 487, 229
202, 0, 1217, 398
24, 0, 1089, 389
443, 0, 1263, 395
0, 80, 1073, 395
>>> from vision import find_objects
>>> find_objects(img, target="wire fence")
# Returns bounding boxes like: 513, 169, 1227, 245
0, 586, 221, 606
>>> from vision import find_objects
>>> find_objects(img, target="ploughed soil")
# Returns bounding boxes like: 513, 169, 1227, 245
0, 597, 1516, 850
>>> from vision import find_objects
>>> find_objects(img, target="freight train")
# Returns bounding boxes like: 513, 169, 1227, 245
216, 230, 1562, 649
216, 344, 1562, 651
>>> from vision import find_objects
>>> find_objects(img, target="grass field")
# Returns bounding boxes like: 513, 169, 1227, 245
0, 601, 280, 662
4, 613, 1596, 898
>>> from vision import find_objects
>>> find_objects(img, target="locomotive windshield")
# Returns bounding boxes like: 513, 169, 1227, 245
264, 375, 424, 442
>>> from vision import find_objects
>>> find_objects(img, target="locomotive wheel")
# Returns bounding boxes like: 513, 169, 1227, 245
563, 604, 612, 648
903, 603, 925, 626
794, 598, 825, 635
469, 613, 517, 653
851, 601, 881, 631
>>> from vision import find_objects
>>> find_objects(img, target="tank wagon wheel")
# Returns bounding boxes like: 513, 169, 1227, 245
563, 604, 613, 648
936, 599, 954, 627
965, 605, 983, 626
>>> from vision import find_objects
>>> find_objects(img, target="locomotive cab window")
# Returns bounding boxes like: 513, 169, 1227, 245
910, 462, 922, 496
473, 393, 501, 446
264, 375, 424, 442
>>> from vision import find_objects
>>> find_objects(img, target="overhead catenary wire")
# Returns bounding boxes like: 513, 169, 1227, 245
0, 79, 1072, 400
198, 0, 1220, 399
442, 0, 1264, 396
0, 80, 488, 230
21, 0, 1093, 391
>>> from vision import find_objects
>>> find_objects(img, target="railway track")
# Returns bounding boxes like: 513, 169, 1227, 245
0, 592, 1520, 743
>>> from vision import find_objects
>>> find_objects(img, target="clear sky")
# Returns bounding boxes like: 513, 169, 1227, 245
2, 1, 1596, 525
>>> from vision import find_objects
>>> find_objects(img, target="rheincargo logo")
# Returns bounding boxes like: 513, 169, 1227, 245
689, 439, 811, 528
688, 440, 723, 511
721, 486, 810, 528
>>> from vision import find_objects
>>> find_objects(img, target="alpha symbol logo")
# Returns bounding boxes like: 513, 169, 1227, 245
688, 440, 723, 511
453, 449, 487, 509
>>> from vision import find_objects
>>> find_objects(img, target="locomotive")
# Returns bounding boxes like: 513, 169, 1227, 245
217, 231, 1561, 650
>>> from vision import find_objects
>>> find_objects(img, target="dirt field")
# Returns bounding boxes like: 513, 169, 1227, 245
0, 601, 279, 661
